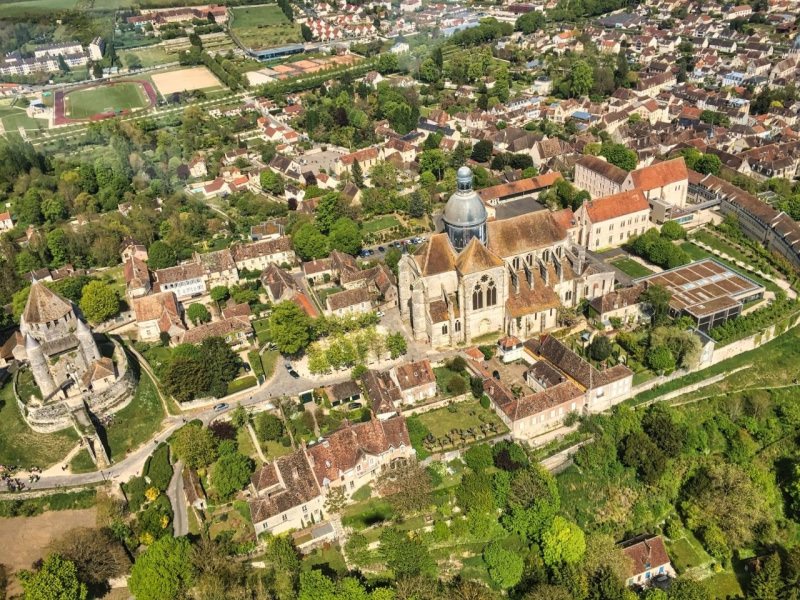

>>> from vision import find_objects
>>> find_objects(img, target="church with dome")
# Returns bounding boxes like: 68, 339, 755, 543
397, 167, 616, 347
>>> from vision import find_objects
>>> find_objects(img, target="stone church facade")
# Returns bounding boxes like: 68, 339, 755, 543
398, 167, 615, 346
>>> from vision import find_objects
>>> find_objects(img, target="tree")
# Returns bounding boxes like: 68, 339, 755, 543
375, 461, 433, 515
148, 241, 177, 270
324, 485, 348, 515
329, 217, 363, 255
351, 159, 364, 188
667, 579, 711, 600
269, 301, 313, 355
588, 336, 612, 361
619, 431, 666, 484
301, 23, 313, 41
256, 412, 284, 441
202, 337, 241, 398
647, 345, 676, 373
408, 191, 428, 218
172, 424, 218, 469
660, 221, 685, 241
483, 542, 523, 588
379, 529, 435, 577
212, 452, 254, 500
641, 284, 672, 326
316, 193, 345, 234
599, 143, 637, 171
164, 356, 212, 402
464, 444, 494, 472
471, 140, 493, 163
46, 228, 69, 266
694, 154, 722, 176
187, 303, 211, 325
19, 554, 88, 600
587, 565, 628, 600
48, 527, 129, 587
293, 222, 329, 260
386, 332, 407, 359
516, 10, 545, 33
542, 516, 586, 566
210, 286, 229, 306
79, 280, 119, 324
129, 536, 193, 600
419, 149, 447, 180
456, 471, 496, 514
570, 60, 594, 98
260, 170, 286, 195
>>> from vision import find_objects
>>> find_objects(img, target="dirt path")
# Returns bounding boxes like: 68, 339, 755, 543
0, 508, 96, 595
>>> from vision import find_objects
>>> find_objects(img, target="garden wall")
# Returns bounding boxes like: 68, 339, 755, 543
401, 392, 473, 417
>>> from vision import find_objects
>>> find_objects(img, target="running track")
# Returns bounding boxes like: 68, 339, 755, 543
53, 79, 158, 126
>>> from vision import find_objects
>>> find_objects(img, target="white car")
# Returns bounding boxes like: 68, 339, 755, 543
376, 310, 385, 318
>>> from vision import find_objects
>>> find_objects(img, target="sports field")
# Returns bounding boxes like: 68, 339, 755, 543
230, 4, 302, 50
151, 66, 222, 95
64, 81, 150, 119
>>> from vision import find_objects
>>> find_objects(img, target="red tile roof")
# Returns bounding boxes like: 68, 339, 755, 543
584, 189, 650, 223
629, 158, 688, 191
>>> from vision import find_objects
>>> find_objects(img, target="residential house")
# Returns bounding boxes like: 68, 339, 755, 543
362, 369, 401, 419
180, 316, 253, 347
123, 255, 151, 299
188, 157, 208, 178
588, 284, 646, 327
231, 237, 295, 272
195, 249, 239, 288
131, 292, 186, 342
621, 158, 689, 217
325, 287, 372, 317
0, 211, 13, 231
153, 262, 207, 299
389, 359, 437, 405
324, 380, 362, 407
620, 535, 675, 588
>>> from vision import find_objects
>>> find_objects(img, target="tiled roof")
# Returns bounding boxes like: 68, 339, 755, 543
489, 379, 584, 422
487, 211, 567, 258
180, 316, 252, 345
576, 155, 629, 184
392, 359, 435, 390
455, 237, 504, 275
362, 369, 401, 415
584, 189, 650, 223
249, 451, 321, 524
476, 172, 563, 203
132, 291, 181, 322
23, 282, 72, 324
231, 237, 293, 262
413, 233, 457, 276
196, 249, 235, 273
306, 416, 410, 485
589, 284, 645, 315
326, 287, 370, 312
80, 357, 115, 387
505, 269, 561, 318
620, 535, 671, 578
153, 262, 205, 286
629, 157, 688, 190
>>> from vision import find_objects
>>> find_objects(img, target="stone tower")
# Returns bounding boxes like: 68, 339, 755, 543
442, 167, 488, 252
75, 318, 100, 364
25, 334, 57, 398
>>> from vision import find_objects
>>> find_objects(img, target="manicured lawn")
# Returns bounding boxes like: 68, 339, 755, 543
610, 257, 654, 279
253, 317, 271, 344
434, 366, 469, 396
237, 427, 261, 463
104, 370, 165, 461
118, 45, 174, 69
363, 215, 401, 234
0, 380, 79, 468
262, 439, 293, 459
0, 0, 77, 17
706, 571, 744, 599
227, 376, 258, 395
65, 82, 149, 119
415, 400, 507, 439
667, 534, 708, 573
632, 370, 656, 386
692, 230, 750, 264
341, 497, 395, 530
230, 5, 302, 50
0, 105, 48, 133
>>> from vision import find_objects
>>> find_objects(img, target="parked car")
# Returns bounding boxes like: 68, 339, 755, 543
242, 362, 251, 372
284, 362, 293, 370
213, 403, 229, 411
376, 310, 385, 317
288, 369, 300, 379
378, 246, 386, 252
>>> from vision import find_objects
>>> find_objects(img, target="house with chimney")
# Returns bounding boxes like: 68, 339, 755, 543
574, 155, 628, 199
131, 291, 186, 342
575, 189, 652, 250
389, 359, 437, 405
620, 535, 675, 588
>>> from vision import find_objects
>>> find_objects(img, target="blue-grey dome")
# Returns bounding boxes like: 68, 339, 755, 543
443, 167, 488, 251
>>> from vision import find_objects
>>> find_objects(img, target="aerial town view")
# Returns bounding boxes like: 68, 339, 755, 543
3, 0, 800, 598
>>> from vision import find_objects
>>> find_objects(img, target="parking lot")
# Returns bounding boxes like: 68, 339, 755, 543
359, 234, 429, 259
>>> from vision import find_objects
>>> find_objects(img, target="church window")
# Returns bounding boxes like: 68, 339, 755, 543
455, 320, 461, 332
565, 290, 572, 301
442, 324, 448, 334
472, 284, 483, 310
512, 257, 520, 270
486, 281, 497, 306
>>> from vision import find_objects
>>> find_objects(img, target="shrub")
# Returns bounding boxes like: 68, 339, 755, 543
144, 444, 173, 492
447, 375, 467, 395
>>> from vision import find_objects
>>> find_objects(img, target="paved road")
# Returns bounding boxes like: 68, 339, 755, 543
168, 459, 188, 537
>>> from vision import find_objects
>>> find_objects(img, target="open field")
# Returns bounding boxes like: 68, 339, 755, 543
0, 104, 48, 134
230, 4, 302, 50
118, 45, 175, 69
65, 82, 150, 119
363, 215, 401, 234
0, 508, 96, 595
0, 380, 78, 468
0, 0, 76, 16
151, 66, 222, 95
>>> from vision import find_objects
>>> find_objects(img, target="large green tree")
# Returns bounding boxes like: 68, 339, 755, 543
541, 516, 586, 566
19, 554, 87, 600
172, 424, 218, 469
212, 451, 254, 500
147, 240, 177, 270
329, 217, 363, 255
292, 222, 329, 260
269, 301, 313, 355
79, 280, 119, 324
483, 542, 523, 588
129, 536, 193, 600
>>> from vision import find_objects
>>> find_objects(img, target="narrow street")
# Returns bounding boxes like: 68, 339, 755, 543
168, 459, 188, 537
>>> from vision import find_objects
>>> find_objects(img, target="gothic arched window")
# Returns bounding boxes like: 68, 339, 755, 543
486, 281, 497, 306
455, 320, 461, 332
472, 284, 483, 310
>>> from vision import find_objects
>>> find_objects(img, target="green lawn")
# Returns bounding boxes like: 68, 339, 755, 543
69, 449, 97, 473
118, 45, 175, 69
416, 399, 507, 439
0, 379, 79, 468
692, 230, 750, 264
262, 439, 293, 459
706, 571, 744, 599
237, 426, 261, 463
65, 82, 150, 119
316, 286, 344, 306
230, 5, 302, 50
302, 546, 348, 576
610, 257, 654, 279
261, 350, 279, 380
434, 366, 469, 396
227, 376, 258, 395
0, 0, 76, 16
253, 317, 271, 344
0, 106, 48, 133
363, 215, 402, 234
104, 370, 165, 461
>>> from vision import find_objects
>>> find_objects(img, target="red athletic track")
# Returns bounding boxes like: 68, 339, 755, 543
53, 79, 158, 126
